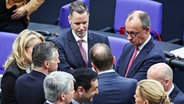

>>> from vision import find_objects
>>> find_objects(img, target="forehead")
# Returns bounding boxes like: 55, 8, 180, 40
125, 17, 142, 30
71, 11, 88, 19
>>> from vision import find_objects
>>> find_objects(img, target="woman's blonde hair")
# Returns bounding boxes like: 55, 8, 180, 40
4, 29, 45, 70
137, 79, 170, 104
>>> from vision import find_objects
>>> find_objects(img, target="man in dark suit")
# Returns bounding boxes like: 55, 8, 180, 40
52, 1, 109, 72
43, 71, 75, 104
90, 43, 137, 104
15, 42, 60, 104
115, 10, 165, 81
147, 63, 184, 104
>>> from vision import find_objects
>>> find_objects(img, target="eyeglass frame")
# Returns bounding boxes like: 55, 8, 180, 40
124, 28, 146, 38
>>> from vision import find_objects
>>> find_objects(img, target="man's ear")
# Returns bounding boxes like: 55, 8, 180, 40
44, 61, 50, 69
68, 16, 71, 24
77, 86, 84, 97
60, 93, 65, 101
112, 55, 116, 65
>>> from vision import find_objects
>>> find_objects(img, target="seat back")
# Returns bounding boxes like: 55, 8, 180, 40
108, 36, 129, 65
58, 0, 90, 27
0, 32, 17, 74
114, 0, 162, 35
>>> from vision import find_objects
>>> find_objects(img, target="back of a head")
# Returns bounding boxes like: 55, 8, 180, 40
72, 67, 98, 92
137, 79, 170, 104
44, 71, 75, 103
90, 43, 113, 71
32, 42, 57, 67
4, 29, 45, 69
69, 0, 89, 17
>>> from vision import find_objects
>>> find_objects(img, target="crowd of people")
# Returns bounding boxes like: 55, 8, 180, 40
1, 0, 184, 104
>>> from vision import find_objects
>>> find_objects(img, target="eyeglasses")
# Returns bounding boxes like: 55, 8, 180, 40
124, 28, 145, 37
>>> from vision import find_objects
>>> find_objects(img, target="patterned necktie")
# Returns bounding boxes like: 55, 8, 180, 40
124, 47, 138, 77
78, 40, 88, 66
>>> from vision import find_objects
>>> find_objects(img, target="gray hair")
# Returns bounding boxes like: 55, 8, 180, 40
128, 10, 150, 29
32, 42, 57, 67
69, 0, 89, 17
44, 71, 75, 102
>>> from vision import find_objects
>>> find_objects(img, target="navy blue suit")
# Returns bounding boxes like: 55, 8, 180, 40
92, 71, 137, 104
169, 85, 184, 104
15, 70, 46, 104
115, 37, 165, 81
52, 29, 109, 72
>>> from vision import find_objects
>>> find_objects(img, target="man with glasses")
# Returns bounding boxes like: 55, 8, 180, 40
115, 10, 165, 81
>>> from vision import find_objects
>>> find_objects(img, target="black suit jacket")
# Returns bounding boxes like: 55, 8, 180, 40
52, 29, 109, 73
169, 85, 184, 104
15, 70, 46, 104
1, 60, 26, 104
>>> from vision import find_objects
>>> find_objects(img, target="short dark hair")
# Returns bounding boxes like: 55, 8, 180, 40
32, 42, 57, 67
72, 67, 98, 92
69, 0, 89, 17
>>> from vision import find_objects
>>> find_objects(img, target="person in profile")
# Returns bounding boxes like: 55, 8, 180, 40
71, 68, 98, 104
115, 10, 165, 81
0, 0, 45, 33
51, 0, 109, 73
90, 43, 137, 104
135, 79, 170, 104
1, 29, 45, 104
147, 63, 184, 104
15, 42, 60, 104
43, 71, 75, 104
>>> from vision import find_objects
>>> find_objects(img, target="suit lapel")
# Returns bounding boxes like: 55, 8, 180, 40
67, 31, 85, 66
127, 38, 154, 77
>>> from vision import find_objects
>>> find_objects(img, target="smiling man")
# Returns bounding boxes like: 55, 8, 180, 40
115, 10, 165, 81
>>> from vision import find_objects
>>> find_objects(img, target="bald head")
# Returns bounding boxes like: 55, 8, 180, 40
90, 43, 114, 71
147, 63, 173, 81
147, 63, 173, 91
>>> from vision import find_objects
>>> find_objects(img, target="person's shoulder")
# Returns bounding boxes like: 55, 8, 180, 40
3, 61, 24, 78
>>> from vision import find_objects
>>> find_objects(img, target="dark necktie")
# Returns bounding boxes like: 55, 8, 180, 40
124, 47, 138, 77
78, 40, 88, 66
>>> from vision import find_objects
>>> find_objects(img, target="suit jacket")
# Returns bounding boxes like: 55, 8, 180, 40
52, 29, 109, 72
92, 71, 137, 104
169, 85, 184, 104
1, 60, 26, 104
115, 37, 165, 81
15, 70, 46, 104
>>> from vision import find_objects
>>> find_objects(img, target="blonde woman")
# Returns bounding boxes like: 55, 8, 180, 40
135, 79, 170, 104
1, 29, 45, 104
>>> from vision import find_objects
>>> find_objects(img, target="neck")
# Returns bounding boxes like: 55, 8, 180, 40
34, 66, 48, 75
73, 93, 83, 104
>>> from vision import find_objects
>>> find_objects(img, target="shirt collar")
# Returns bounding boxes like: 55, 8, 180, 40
167, 83, 174, 96
138, 35, 151, 50
98, 69, 115, 75
45, 100, 54, 104
72, 30, 88, 42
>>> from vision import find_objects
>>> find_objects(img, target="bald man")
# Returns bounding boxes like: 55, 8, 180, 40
147, 63, 184, 104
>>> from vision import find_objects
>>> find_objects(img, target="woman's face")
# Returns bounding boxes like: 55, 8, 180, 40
25, 38, 42, 64
135, 87, 147, 104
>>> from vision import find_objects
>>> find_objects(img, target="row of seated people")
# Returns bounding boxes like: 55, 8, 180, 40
1, 1, 184, 104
